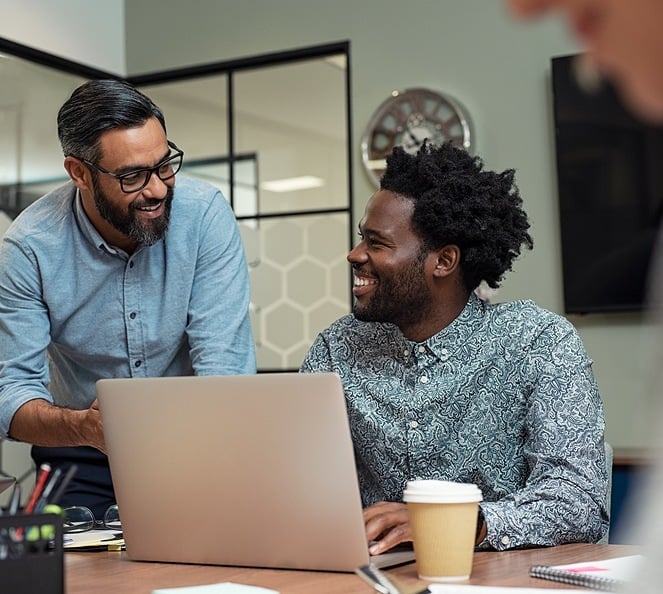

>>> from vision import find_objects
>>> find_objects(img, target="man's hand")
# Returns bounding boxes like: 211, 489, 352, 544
9, 398, 106, 453
80, 399, 106, 453
363, 501, 412, 555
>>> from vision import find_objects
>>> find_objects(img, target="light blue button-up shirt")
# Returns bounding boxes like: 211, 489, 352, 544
0, 177, 256, 436
301, 294, 608, 550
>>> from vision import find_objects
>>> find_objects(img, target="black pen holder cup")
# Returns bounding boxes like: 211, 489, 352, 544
0, 512, 64, 594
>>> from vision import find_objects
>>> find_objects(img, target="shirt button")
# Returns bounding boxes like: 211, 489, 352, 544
410, 420, 419, 429
441, 348, 449, 355
420, 375, 429, 384
129, 261, 134, 268
501, 535, 511, 546
134, 360, 142, 368
418, 345, 426, 353
129, 312, 137, 319
403, 350, 410, 357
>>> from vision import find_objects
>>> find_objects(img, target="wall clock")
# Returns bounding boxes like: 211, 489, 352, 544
361, 87, 473, 187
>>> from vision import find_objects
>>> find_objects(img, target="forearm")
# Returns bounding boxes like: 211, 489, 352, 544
479, 485, 607, 550
478, 419, 608, 549
479, 323, 608, 549
8, 398, 105, 452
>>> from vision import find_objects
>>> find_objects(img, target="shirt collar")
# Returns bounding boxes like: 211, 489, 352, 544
425, 292, 484, 360
368, 293, 485, 362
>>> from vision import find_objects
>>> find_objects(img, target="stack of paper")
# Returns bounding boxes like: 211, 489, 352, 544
63, 530, 124, 551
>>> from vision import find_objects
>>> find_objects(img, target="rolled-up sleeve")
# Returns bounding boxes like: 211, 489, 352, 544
0, 235, 53, 437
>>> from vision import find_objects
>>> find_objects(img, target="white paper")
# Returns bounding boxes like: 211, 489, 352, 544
151, 583, 279, 594
63, 528, 124, 548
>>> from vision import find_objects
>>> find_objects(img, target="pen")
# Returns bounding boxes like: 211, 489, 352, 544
355, 565, 391, 594
48, 463, 78, 505
356, 564, 431, 594
8, 483, 21, 515
24, 463, 51, 514
0, 504, 5, 560
35, 468, 62, 513
7, 482, 24, 539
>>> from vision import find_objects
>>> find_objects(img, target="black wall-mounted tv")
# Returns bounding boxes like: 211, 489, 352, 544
552, 54, 663, 314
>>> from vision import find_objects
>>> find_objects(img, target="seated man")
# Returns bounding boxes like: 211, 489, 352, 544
301, 142, 608, 552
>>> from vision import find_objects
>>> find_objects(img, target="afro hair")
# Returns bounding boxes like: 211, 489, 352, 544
380, 142, 533, 291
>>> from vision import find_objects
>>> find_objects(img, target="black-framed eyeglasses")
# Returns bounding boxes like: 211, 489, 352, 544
63, 504, 121, 533
76, 140, 184, 193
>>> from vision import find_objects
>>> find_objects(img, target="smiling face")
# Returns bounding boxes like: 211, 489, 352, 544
90, 169, 173, 250
508, 0, 663, 122
67, 117, 175, 253
349, 190, 435, 335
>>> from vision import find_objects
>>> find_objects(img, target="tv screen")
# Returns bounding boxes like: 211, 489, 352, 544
552, 54, 663, 314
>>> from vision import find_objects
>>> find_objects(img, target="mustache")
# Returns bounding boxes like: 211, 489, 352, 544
352, 264, 371, 273
130, 187, 174, 210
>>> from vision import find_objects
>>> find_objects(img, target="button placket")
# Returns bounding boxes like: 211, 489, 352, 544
124, 258, 146, 376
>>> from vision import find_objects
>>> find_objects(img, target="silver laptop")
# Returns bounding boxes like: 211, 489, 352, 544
97, 372, 414, 571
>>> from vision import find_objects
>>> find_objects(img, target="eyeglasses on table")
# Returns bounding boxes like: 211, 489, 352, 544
63, 504, 121, 533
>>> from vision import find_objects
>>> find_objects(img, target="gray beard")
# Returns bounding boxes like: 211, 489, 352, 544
92, 176, 173, 246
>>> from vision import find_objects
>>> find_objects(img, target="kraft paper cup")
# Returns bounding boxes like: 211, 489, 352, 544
403, 480, 483, 582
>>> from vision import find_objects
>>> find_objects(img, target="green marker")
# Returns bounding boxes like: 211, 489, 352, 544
40, 504, 64, 540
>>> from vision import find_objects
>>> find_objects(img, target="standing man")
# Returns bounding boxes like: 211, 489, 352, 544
301, 142, 608, 553
0, 80, 255, 516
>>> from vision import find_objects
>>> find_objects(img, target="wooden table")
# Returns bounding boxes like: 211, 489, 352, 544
64, 543, 639, 593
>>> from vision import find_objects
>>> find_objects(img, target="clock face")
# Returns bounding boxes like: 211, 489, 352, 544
361, 87, 473, 187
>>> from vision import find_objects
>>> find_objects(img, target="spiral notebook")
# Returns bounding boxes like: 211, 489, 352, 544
530, 554, 644, 592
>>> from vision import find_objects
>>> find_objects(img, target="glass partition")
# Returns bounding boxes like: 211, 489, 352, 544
0, 51, 84, 219
140, 75, 229, 163
135, 46, 352, 371
0, 39, 353, 371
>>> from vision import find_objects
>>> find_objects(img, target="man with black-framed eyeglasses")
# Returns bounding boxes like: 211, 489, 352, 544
77, 140, 184, 194
0, 79, 256, 517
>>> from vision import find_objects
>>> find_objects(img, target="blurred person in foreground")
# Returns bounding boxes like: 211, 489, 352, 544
508, 0, 663, 124
301, 141, 608, 554
508, 0, 663, 586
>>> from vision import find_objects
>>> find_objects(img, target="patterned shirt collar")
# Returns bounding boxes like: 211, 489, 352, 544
426, 292, 484, 361
374, 292, 485, 362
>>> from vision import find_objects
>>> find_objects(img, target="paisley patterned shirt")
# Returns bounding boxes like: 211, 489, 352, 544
301, 294, 609, 550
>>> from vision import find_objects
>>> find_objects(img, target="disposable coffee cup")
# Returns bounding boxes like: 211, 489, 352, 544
403, 480, 483, 582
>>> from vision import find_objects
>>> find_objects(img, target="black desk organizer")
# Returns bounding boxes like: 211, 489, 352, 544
0, 512, 64, 594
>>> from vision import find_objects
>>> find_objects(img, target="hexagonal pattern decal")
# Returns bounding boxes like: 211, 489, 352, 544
239, 213, 351, 370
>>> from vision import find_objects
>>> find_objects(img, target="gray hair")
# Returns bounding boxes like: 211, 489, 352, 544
57, 79, 166, 162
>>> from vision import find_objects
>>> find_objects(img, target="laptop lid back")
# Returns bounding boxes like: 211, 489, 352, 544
97, 372, 372, 571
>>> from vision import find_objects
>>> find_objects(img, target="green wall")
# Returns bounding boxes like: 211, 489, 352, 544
124, 0, 657, 448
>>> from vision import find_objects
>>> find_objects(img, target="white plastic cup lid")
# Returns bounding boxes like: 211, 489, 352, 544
402, 480, 483, 503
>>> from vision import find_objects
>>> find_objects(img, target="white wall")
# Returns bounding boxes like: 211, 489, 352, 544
0, 0, 125, 75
